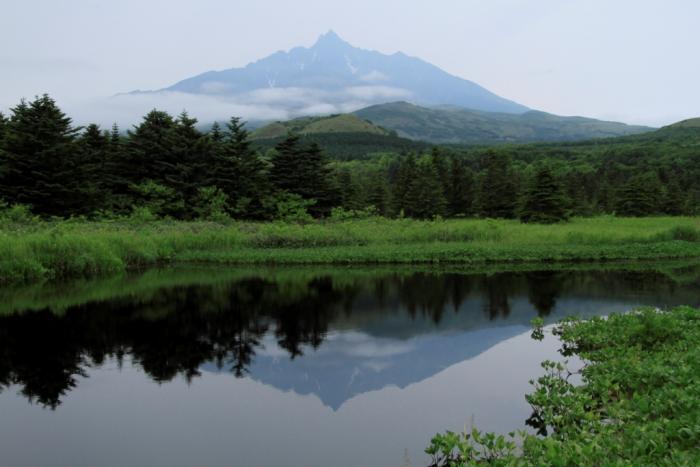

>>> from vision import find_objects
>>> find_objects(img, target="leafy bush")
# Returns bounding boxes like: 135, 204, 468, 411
272, 192, 315, 224
128, 206, 157, 223
427, 307, 700, 465
0, 202, 40, 224
132, 180, 183, 217
329, 206, 379, 221
667, 225, 700, 242
194, 186, 231, 223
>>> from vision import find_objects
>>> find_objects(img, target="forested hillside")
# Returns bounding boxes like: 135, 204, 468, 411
1, 95, 698, 223
354, 102, 653, 144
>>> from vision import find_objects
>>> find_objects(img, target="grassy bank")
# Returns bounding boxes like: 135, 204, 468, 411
427, 306, 700, 465
2, 216, 700, 284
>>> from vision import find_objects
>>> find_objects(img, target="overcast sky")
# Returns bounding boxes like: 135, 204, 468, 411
1, 0, 698, 126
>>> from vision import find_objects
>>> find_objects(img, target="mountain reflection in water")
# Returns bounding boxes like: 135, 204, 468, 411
1, 265, 699, 410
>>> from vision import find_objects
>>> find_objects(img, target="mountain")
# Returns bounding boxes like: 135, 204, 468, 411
250, 113, 393, 140
354, 101, 654, 144
249, 113, 428, 160
666, 117, 700, 129
141, 30, 529, 115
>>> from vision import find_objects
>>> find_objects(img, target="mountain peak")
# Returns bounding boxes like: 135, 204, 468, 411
313, 30, 349, 48
156, 32, 531, 115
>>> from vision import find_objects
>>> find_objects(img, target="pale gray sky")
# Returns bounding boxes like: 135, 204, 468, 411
1, 0, 698, 126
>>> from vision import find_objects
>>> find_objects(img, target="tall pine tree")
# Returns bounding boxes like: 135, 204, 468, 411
445, 156, 474, 216
77, 123, 110, 214
519, 165, 570, 223
476, 151, 517, 218
615, 172, 662, 216
269, 134, 337, 217
214, 117, 270, 218
0, 95, 82, 216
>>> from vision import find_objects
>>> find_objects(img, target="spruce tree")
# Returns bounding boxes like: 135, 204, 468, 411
391, 153, 418, 217
77, 123, 110, 214
476, 151, 517, 218
615, 173, 662, 216
519, 166, 570, 223
215, 117, 270, 218
0, 112, 7, 144
336, 167, 362, 210
660, 179, 685, 215
128, 109, 178, 183
446, 156, 474, 216
0, 95, 82, 216
269, 134, 337, 217
104, 123, 133, 213
412, 155, 447, 219
210, 121, 223, 143
127, 110, 183, 216
172, 111, 209, 217
367, 176, 388, 215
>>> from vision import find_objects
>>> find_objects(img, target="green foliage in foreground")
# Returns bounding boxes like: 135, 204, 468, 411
1, 216, 700, 284
426, 307, 700, 466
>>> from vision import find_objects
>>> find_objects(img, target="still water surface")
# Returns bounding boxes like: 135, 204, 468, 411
1, 264, 699, 466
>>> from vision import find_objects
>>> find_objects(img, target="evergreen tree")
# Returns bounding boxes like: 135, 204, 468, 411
660, 179, 686, 215
269, 134, 337, 217
172, 111, 209, 217
366, 172, 389, 215
128, 109, 177, 182
391, 153, 446, 219
104, 123, 133, 213
0, 112, 7, 144
210, 121, 223, 143
336, 167, 362, 210
212, 117, 270, 218
412, 155, 447, 218
127, 109, 183, 216
445, 156, 474, 216
476, 151, 517, 218
0, 95, 82, 216
596, 178, 615, 214
391, 153, 418, 216
615, 173, 662, 216
77, 123, 110, 213
430, 147, 449, 198
519, 165, 570, 223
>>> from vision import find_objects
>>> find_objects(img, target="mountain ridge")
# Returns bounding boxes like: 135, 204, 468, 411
250, 101, 654, 145
132, 30, 529, 115
354, 101, 653, 144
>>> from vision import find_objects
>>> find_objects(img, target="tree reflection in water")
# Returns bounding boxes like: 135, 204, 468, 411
0, 267, 696, 408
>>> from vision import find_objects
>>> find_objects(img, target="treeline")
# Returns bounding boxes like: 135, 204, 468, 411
0, 95, 697, 222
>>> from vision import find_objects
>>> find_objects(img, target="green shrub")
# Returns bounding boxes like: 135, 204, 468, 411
0, 202, 40, 224
273, 193, 315, 224
194, 186, 231, 223
667, 225, 700, 242
427, 307, 700, 466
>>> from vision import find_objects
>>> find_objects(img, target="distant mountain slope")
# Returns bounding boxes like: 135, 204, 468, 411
140, 30, 528, 115
354, 102, 654, 144
666, 118, 700, 129
250, 114, 392, 140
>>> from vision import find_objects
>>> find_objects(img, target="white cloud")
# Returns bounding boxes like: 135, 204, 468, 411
344, 85, 411, 100
359, 70, 389, 82
198, 81, 237, 94
62, 85, 414, 127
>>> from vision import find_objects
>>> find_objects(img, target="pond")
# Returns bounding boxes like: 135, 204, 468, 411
1, 263, 699, 466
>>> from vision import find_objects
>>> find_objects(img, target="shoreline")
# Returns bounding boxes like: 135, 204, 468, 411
2, 216, 700, 285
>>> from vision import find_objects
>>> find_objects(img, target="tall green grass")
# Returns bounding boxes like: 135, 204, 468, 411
2, 216, 700, 284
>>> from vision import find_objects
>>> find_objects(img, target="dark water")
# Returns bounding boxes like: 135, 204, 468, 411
1, 264, 699, 467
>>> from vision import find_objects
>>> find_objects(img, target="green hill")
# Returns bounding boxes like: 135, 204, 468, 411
250, 114, 393, 140
354, 101, 654, 144
666, 118, 700, 129
251, 131, 428, 161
